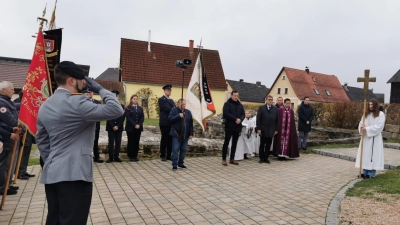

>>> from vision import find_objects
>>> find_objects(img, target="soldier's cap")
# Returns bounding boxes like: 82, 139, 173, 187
162, 84, 172, 90
111, 90, 120, 96
81, 86, 91, 93
56, 61, 86, 80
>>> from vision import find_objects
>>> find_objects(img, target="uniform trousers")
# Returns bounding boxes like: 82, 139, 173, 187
108, 131, 122, 159
127, 131, 141, 159
45, 181, 92, 225
159, 126, 172, 159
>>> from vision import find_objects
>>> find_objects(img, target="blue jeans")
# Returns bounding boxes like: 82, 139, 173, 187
362, 169, 376, 177
171, 137, 189, 167
298, 131, 309, 149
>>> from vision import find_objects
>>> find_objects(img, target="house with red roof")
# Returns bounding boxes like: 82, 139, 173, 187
120, 38, 227, 118
267, 67, 351, 110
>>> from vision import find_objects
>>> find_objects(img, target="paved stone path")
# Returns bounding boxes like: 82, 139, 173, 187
0, 154, 359, 225
313, 146, 400, 169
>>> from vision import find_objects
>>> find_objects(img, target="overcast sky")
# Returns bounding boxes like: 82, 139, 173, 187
1, 0, 399, 102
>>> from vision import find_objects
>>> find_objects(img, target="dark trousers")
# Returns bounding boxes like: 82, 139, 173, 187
222, 131, 240, 161
108, 131, 122, 159
160, 126, 172, 159
45, 181, 92, 225
18, 136, 32, 176
93, 129, 100, 159
259, 137, 273, 161
0, 150, 11, 192
127, 131, 141, 159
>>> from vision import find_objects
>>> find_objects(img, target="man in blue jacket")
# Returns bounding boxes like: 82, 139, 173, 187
168, 99, 193, 171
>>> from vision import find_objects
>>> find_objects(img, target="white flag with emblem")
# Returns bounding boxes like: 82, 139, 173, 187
186, 52, 216, 132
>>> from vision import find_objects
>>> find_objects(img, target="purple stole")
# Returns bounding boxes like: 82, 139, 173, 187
279, 107, 292, 156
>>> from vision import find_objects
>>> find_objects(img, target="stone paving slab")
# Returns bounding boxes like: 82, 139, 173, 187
313, 146, 400, 169
1, 154, 359, 225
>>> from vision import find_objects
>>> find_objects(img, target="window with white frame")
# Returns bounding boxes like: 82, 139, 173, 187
141, 98, 148, 108
282, 75, 286, 80
277, 88, 281, 94
314, 89, 320, 95
285, 88, 288, 94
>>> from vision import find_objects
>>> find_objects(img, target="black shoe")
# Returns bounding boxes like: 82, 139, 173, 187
161, 158, 167, 161
17, 175, 29, 180
167, 158, 172, 161
9, 186, 19, 191
114, 158, 122, 162
178, 165, 187, 169
94, 158, 104, 163
302, 147, 308, 150
264, 159, 270, 164
135, 158, 140, 161
24, 173, 36, 177
244, 154, 249, 159
1, 189, 18, 195
173, 167, 177, 171
106, 158, 114, 163
259, 160, 264, 163
129, 158, 136, 162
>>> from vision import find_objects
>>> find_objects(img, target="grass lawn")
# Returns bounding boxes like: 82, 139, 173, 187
100, 118, 159, 126
385, 137, 400, 143
29, 158, 40, 166
346, 168, 400, 201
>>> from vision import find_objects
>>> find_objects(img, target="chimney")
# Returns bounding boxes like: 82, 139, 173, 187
189, 40, 194, 58
256, 81, 261, 86
344, 82, 349, 91
305, 66, 309, 74
147, 30, 151, 53
239, 79, 244, 82
344, 82, 348, 87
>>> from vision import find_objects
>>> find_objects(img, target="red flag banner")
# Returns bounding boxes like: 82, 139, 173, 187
19, 30, 51, 136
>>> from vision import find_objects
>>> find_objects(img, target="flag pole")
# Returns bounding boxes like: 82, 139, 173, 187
13, 132, 28, 185
0, 137, 19, 209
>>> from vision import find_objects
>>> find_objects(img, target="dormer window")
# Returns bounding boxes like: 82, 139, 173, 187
314, 89, 320, 95
312, 77, 316, 82
326, 90, 331, 96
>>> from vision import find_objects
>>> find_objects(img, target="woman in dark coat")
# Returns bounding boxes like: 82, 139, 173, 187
125, 95, 144, 162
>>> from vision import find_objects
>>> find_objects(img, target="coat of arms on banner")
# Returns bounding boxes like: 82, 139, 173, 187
45, 39, 54, 52
190, 82, 201, 101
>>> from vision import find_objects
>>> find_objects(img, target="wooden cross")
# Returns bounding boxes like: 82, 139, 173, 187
356, 69, 376, 178
357, 70, 376, 100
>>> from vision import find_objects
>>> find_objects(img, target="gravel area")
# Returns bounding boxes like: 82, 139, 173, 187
340, 194, 400, 225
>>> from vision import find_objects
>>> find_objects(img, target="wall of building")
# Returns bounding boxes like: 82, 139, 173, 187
268, 70, 301, 110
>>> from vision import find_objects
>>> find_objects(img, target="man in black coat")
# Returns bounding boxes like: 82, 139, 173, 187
221, 90, 245, 166
297, 96, 314, 150
106, 90, 125, 163
256, 95, 279, 164
82, 86, 103, 163
158, 84, 175, 161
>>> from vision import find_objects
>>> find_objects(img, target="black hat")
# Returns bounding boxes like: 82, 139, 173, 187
162, 84, 172, 90
82, 86, 91, 93
56, 61, 86, 80
111, 90, 120, 96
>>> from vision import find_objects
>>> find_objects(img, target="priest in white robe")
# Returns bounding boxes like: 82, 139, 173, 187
355, 99, 385, 179
233, 110, 255, 160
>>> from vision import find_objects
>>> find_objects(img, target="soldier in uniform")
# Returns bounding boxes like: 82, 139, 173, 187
82, 86, 104, 163
36, 61, 124, 224
125, 94, 144, 162
0, 81, 22, 195
106, 90, 125, 163
158, 84, 175, 161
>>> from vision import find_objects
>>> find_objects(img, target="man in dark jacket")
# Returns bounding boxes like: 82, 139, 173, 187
297, 96, 314, 150
221, 90, 245, 166
83, 86, 104, 163
158, 84, 175, 161
256, 95, 279, 163
0, 81, 22, 195
168, 99, 193, 170
106, 90, 125, 163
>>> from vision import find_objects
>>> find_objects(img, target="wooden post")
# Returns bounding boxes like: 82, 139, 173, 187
357, 69, 376, 178
13, 132, 28, 184
0, 140, 19, 210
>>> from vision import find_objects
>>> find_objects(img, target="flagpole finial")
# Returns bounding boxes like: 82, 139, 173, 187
38, 4, 48, 30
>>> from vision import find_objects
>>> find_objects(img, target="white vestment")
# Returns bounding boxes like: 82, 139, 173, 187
355, 111, 385, 170
229, 118, 256, 160
251, 116, 260, 154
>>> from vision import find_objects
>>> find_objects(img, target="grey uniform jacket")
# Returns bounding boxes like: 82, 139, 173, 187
36, 88, 124, 184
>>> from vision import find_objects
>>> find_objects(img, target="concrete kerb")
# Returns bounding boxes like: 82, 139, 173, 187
325, 178, 363, 225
